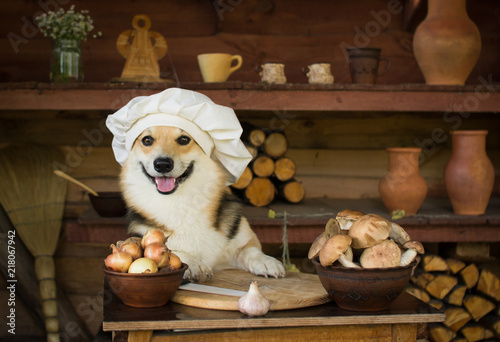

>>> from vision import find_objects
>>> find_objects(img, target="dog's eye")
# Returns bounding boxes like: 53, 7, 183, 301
176, 135, 191, 146
142, 136, 154, 146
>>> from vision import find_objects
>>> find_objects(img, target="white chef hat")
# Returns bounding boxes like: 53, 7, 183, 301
106, 88, 252, 185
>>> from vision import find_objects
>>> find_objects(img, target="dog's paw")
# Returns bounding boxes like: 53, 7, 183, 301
175, 252, 213, 282
184, 264, 213, 282
245, 252, 286, 279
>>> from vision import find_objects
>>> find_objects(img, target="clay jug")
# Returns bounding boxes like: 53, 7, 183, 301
413, 0, 481, 85
379, 148, 428, 215
444, 130, 494, 215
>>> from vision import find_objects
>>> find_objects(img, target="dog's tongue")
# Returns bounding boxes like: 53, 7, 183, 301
155, 177, 176, 193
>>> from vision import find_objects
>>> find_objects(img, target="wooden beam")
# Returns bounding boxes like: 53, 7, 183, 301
0, 83, 499, 112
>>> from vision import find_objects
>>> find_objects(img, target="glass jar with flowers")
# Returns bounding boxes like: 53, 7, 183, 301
35, 6, 99, 82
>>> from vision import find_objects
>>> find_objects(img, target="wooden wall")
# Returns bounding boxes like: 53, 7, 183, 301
0, 110, 498, 220
1, 0, 499, 84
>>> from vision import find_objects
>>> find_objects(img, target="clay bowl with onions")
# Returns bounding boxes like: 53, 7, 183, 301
103, 263, 188, 307
89, 192, 127, 217
313, 258, 416, 311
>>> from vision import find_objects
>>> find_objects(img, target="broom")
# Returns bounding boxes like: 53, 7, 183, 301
0, 144, 67, 342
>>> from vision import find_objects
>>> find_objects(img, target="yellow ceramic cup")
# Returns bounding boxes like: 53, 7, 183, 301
197, 53, 243, 82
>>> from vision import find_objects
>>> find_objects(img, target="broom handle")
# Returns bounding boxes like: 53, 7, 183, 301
53, 170, 99, 197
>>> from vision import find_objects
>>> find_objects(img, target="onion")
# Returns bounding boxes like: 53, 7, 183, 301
144, 242, 170, 268
128, 257, 158, 274
105, 244, 133, 272
123, 236, 142, 246
117, 238, 143, 260
168, 253, 182, 270
141, 229, 166, 248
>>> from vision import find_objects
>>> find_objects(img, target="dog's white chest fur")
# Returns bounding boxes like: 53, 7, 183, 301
120, 126, 285, 281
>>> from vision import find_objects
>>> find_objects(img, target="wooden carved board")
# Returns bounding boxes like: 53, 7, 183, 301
171, 269, 331, 311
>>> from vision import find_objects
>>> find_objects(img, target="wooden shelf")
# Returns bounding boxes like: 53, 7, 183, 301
67, 197, 500, 244
1, 82, 499, 112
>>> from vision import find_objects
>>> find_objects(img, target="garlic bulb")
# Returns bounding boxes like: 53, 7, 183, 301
237, 281, 270, 316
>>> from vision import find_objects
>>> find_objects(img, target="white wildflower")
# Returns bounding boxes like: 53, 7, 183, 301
35, 6, 97, 42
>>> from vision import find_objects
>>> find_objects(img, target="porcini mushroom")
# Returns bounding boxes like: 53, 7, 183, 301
344, 245, 354, 263
308, 218, 342, 259
319, 234, 360, 268
336, 209, 365, 231
348, 214, 392, 249
359, 239, 401, 268
325, 217, 342, 237
308, 231, 328, 260
400, 240, 425, 266
389, 222, 412, 246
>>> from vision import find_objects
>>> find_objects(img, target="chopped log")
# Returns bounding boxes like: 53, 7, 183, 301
252, 155, 275, 178
446, 258, 466, 275
429, 299, 444, 310
460, 323, 495, 342
443, 306, 472, 332
278, 179, 305, 204
240, 122, 266, 147
244, 177, 275, 207
406, 286, 431, 303
423, 255, 449, 272
443, 285, 467, 307
263, 132, 288, 159
412, 271, 436, 289
248, 129, 266, 147
479, 314, 500, 338
476, 267, 500, 301
463, 294, 495, 322
428, 324, 456, 342
274, 157, 296, 182
245, 144, 258, 160
459, 263, 479, 290
425, 274, 458, 300
231, 167, 253, 190
449, 336, 467, 342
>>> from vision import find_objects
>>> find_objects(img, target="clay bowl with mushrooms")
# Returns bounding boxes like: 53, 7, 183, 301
309, 212, 423, 311
312, 258, 417, 311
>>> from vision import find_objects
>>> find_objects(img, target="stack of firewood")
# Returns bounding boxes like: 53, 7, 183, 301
231, 126, 305, 207
405, 254, 500, 342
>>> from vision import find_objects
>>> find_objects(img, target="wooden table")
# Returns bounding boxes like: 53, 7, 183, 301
102, 283, 445, 342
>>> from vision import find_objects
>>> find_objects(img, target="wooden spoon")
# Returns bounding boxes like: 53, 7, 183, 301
53, 170, 99, 197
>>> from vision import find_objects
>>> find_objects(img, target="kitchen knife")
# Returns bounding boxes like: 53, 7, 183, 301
178, 282, 247, 297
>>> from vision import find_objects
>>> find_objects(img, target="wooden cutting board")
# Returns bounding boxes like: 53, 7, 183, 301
171, 269, 331, 311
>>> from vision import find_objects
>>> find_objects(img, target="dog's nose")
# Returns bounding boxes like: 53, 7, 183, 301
153, 157, 174, 173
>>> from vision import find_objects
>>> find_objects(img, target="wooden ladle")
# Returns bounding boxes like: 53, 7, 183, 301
53, 170, 99, 197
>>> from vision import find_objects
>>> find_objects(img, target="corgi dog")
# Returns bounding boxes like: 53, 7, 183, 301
120, 126, 286, 282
